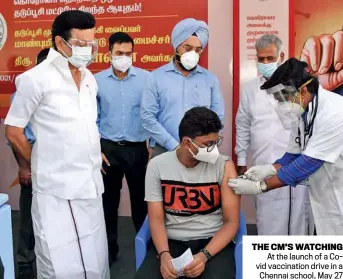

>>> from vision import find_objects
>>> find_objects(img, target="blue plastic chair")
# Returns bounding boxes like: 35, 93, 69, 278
0, 194, 15, 279
135, 210, 247, 279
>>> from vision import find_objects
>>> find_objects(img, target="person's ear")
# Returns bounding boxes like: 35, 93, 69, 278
181, 137, 188, 147
279, 52, 285, 63
55, 36, 64, 52
300, 86, 308, 97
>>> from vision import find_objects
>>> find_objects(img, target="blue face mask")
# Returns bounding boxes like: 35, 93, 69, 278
257, 61, 278, 78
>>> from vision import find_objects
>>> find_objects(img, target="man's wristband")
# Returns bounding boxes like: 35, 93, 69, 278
200, 248, 212, 261
157, 250, 170, 260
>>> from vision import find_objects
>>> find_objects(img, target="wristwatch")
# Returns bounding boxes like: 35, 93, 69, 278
260, 181, 268, 193
200, 248, 212, 261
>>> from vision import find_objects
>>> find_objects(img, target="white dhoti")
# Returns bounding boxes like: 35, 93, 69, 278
255, 184, 314, 235
32, 193, 110, 279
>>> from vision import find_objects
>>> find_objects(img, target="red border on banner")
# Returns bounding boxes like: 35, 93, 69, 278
231, 0, 294, 163
232, 0, 239, 164
289, 0, 295, 57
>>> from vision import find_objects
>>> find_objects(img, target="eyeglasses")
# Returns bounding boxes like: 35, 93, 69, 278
182, 44, 203, 54
113, 51, 133, 57
192, 136, 223, 152
257, 56, 279, 63
64, 38, 99, 54
68, 38, 98, 48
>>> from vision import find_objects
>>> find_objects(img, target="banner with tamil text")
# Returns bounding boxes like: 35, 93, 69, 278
0, 0, 208, 118
0, 0, 208, 194
232, 0, 292, 161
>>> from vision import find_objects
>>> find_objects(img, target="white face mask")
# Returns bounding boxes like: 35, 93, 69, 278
290, 103, 304, 118
275, 101, 303, 130
257, 61, 279, 78
112, 55, 132, 73
62, 44, 93, 68
188, 140, 220, 164
180, 50, 200, 70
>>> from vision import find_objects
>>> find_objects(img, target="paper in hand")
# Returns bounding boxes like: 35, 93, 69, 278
171, 248, 194, 276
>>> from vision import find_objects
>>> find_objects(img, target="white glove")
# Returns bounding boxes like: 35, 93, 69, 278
228, 178, 263, 195
244, 165, 277, 181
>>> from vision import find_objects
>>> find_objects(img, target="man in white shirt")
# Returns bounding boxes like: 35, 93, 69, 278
5, 11, 109, 278
235, 34, 311, 235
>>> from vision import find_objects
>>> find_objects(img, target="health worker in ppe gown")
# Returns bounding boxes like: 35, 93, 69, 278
229, 57, 343, 235
235, 34, 312, 235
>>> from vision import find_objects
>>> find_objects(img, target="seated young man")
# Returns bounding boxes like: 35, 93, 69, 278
134, 107, 240, 279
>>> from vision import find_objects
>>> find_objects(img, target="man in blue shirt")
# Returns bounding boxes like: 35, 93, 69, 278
141, 18, 224, 157
95, 32, 150, 265
9, 48, 49, 279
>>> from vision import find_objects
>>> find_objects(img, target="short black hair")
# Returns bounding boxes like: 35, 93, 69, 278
36, 48, 50, 65
51, 10, 96, 48
108, 32, 134, 52
261, 58, 319, 94
179, 107, 223, 141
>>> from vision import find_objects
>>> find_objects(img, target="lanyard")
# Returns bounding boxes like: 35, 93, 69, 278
295, 95, 318, 150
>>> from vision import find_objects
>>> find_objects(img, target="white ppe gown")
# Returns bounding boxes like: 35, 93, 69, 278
287, 86, 343, 235
236, 77, 312, 235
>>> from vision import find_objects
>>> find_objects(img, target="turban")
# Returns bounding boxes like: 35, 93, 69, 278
171, 18, 209, 49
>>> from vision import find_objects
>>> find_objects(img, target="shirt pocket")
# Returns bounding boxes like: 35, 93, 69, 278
81, 86, 97, 122
159, 85, 181, 107
250, 91, 274, 120
41, 89, 80, 121
128, 88, 143, 108
189, 84, 211, 108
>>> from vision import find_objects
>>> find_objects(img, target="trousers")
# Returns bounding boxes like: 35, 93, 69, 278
101, 139, 148, 259
17, 184, 36, 279
134, 239, 235, 279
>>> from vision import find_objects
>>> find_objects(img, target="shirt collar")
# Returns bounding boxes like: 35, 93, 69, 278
46, 48, 69, 66
165, 60, 204, 74
107, 66, 136, 80
45, 48, 87, 74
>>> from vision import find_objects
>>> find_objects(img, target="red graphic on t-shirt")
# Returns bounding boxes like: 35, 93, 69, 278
161, 180, 221, 216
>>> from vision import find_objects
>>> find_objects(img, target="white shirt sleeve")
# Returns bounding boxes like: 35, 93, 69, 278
4, 73, 42, 128
303, 112, 343, 163
235, 85, 251, 166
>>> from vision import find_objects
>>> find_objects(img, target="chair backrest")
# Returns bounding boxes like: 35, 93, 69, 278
0, 194, 15, 279
0, 194, 8, 207
238, 210, 247, 236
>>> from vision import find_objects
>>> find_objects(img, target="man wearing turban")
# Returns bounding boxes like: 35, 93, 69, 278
141, 18, 224, 157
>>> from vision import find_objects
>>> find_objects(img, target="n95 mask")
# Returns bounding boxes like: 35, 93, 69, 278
188, 141, 220, 164
181, 50, 200, 70
112, 55, 132, 73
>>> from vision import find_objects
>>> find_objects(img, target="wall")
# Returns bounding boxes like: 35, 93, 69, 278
0, 0, 257, 224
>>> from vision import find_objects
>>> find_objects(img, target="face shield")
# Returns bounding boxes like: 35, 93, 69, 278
264, 80, 300, 130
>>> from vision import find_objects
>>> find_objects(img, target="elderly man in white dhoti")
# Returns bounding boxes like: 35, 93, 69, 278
5, 10, 110, 279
